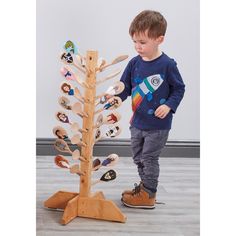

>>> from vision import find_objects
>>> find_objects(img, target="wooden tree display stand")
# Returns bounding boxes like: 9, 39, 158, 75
44, 51, 126, 225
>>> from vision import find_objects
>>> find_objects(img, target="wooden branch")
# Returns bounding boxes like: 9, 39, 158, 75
97, 55, 128, 71
96, 69, 121, 85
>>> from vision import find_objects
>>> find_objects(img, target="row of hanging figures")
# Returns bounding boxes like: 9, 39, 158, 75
52, 40, 128, 185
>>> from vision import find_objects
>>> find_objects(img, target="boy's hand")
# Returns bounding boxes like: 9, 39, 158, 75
154, 105, 171, 119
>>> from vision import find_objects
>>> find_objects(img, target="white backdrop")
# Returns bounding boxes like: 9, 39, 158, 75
36, 0, 199, 141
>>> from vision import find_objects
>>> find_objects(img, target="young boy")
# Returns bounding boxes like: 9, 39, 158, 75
117, 10, 185, 209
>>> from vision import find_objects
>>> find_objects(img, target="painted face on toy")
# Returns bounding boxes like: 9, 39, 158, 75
61, 52, 73, 63
55, 129, 68, 139
61, 83, 71, 92
95, 129, 101, 139
107, 113, 118, 123
64, 40, 75, 53
57, 112, 69, 123
59, 96, 72, 110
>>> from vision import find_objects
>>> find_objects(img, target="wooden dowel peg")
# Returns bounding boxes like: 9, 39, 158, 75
54, 139, 73, 154
92, 158, 101, 171
70, 134, 87, 147
55, 112, 87, 135
54, 155, 85, 176
54, 139, 84, 160
60, 81, 84, 103
70, 122, 87, 134
54, 155, 70, 169
93, 111, 121, 129
97, 55, 128, 72
91, 169, 117, 185
60, 52, 86, 74
95, 81, 125, 101
94, 125, 122, 143
105, 125, 122, 138
55, 111, 73, 125
102, 154, 119, 167
71, 149, 86, 162
92, 154, 119, 171
72, 102, 88, 118
96, 57, 106, 71
70, 163, 85, 176
94, 128, 102, 142
53, 126, 68, 140
58, 96, 72, 110
96, 69, 121, 85
93, 114, 103, 129
60, 66, 90, 89
75, 55, 86, 67
95, 96, 122, 114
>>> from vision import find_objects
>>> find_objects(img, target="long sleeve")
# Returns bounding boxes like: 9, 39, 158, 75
118, 61, 132, 102
165, 61, 185, 113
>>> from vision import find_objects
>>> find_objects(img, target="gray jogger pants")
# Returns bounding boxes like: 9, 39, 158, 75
130, 126, 169, 192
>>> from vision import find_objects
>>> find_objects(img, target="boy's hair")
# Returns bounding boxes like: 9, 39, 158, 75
129, 10, 167, 39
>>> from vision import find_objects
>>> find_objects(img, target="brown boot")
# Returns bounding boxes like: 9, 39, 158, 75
121, 182, 142, 196
121, 184, 156, 209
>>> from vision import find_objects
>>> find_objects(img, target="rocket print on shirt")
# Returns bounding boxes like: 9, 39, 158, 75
131, 74, 164, 112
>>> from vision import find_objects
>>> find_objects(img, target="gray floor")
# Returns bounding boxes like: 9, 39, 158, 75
37, 156, 199, 236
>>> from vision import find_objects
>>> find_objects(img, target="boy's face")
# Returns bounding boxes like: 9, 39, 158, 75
132, 31, 164, 60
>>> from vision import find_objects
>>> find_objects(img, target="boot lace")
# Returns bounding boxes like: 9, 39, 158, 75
132, 183, 141, 195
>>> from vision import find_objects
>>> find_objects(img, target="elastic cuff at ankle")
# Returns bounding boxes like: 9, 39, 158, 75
143, 184, 157, 195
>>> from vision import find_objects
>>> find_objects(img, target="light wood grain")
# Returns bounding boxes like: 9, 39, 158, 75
79, 50, 98, 197
46, 51, 126, 225
37, 156, 199, 235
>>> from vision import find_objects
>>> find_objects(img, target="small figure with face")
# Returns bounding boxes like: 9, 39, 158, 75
61, 82, 74, 95
53, 126, 68, 140
104, 97, 122, 110
56, 112, 70, 123
106, 112, 121, 124
61, 52, 73, 64
105, 125, 120, 138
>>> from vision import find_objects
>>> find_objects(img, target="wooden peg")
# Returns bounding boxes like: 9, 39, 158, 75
98, 55, 128, 71
92, 154, 119, 171
70, 122, 88, 134
96, 57, 106, 71
53, 126, 68, 140
96, 69, 121, 85
72, 102, 88, 118
58, 96, 72, 110
60, 52, 86, 74
95, 96, 122, 114
93, 111, 121, 128
60, 66, 90, 89
70, 134, 87, 147
95, 81, 125, 100
54, 155, 85, 176
91, 169, 117, 185
70, 164, 85, 176
94, 125, 122, 143
60, 81, 84, 103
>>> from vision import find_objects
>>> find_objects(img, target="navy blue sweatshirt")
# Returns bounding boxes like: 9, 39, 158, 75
118, 53, 185, 130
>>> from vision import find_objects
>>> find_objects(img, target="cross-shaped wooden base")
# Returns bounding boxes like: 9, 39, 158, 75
44, 190, 126, 225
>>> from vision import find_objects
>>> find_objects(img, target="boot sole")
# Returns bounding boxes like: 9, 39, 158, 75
121, 198, 155, 209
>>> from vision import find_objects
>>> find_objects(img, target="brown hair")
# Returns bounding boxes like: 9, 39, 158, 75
61, 83, 71, 93
129, 10, 167, 39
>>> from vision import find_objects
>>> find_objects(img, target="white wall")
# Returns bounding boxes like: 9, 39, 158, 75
37, 0, 199, 141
